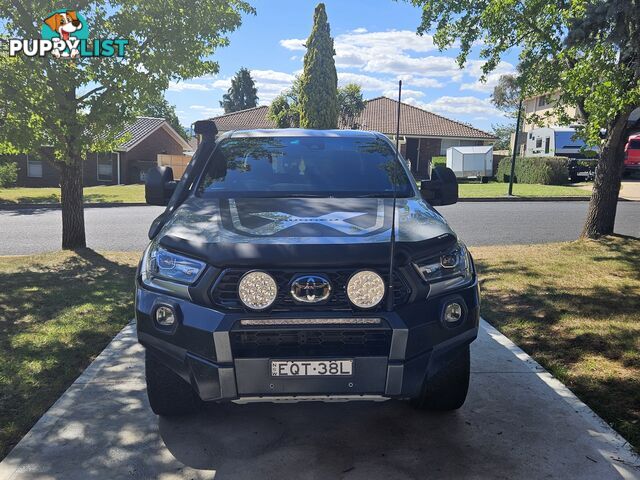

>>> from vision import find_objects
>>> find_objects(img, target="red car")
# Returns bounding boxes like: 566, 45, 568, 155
624, 134, 640, 175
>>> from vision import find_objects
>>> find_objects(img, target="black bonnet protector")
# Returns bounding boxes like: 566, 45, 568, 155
158, 197, 457, 268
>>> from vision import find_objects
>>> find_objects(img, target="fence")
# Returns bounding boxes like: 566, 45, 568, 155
157, 154, 192, 179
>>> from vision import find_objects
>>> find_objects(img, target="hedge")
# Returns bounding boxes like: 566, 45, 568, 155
431, 156, 446, 167
0, 161, 18, 187
496, 156, 569, 185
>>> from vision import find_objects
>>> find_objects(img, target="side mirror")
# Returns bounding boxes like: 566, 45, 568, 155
145, 166, 177, 206
420, 166, 458, 206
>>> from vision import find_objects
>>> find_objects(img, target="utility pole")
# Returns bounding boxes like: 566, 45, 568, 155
508, 97, 523, 196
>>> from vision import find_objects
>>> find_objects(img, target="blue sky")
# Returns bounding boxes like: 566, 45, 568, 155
167, 0, 518, 132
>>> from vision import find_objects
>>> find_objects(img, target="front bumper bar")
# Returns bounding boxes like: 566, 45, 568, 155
136, 280, 480, 402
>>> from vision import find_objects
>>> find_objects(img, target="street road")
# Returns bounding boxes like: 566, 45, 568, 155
0, 201, 638, 255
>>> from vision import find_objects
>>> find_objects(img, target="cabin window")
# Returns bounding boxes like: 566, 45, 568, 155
27, 155, 43, 178
535, 137, 543, 149
544, 137, 550, 154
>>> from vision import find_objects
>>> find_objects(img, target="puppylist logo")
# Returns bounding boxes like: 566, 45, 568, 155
9, 9, 128, 58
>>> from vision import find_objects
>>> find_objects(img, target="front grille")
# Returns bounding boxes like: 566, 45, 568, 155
211, 269, 410, 312
230, 327, 393, 358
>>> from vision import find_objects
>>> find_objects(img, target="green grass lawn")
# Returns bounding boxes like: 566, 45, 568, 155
0, 182, 591, 203
0, 250, 138, 459
0, 184, 145, 204
471, 236, 640, 451
458, 182, 592, 198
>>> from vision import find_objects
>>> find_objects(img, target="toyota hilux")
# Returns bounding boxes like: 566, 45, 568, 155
137, 123, 479, 415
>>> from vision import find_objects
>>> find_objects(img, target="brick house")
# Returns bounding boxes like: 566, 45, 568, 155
13, 117, 191, 187
209, 97, 496, 179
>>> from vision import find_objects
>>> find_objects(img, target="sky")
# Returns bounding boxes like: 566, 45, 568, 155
166, 0, 518, 133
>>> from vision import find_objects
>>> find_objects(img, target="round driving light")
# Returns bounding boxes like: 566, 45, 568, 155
238, 271, 278, 311
443, 302, 463, 323
155, 305, 176, 326
346, 270, 385, 309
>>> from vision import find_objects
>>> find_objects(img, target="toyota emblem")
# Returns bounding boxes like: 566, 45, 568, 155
290, 275, 332, 303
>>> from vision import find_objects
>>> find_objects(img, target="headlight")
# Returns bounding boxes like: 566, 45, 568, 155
141, 243, 206, 297
346, 270, 385, 309
413, 242, 473, 297
238, 271, 278, 311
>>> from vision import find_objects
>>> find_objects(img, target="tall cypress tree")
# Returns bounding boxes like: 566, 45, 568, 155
299, 3, 338, 129
220, 68, 259, 113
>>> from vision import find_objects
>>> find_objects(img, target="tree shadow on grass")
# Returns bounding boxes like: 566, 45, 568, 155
474, 236, 640, 451
0, 249, 136, 458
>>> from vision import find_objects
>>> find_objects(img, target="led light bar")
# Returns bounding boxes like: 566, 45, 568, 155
239, 318, 382, 326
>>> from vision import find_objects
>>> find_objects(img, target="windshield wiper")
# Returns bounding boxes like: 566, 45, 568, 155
353, 193, 396, 198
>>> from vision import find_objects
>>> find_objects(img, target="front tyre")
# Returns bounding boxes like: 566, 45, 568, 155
145, 352, 202, 416
410, 345, 470, 411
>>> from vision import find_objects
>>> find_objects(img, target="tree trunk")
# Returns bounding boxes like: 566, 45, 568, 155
580, 116, 629, 239
59, 157, 86, 249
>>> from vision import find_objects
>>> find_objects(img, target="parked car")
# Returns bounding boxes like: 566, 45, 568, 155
624, 134, 640, 176
138, 125, 479, 415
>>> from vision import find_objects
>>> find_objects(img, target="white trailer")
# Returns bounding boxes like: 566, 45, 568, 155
445, 145, 493, 181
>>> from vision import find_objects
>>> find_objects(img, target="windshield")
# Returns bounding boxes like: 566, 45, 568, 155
196, 136, 414, 198
555, 131, 586, 149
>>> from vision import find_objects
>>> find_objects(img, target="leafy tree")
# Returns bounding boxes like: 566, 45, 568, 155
337, 83, 366, 128
220, 67, 259, 113
0, 1, 253, 249
268, 76, 303, 128
299, 3, 338, 129
491, 124, 516, 151
410, 0, 640, 238
269, 78, 366, 130
141, 94, 189, 140
491, 74, 522, 118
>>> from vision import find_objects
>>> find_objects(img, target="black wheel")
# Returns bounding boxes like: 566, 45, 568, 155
145, 352, 202, 416
410, 345, 470, 411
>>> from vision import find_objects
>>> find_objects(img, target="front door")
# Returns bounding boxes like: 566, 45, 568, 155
405, 138, 419, 175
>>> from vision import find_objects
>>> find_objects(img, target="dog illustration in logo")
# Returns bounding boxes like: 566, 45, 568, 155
43, 10, 83, 57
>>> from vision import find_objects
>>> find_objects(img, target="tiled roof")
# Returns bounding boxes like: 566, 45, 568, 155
114, 117, 167, 151
209, 98, 495, 140
354, 97, 496, 139
210, 106, 276, 132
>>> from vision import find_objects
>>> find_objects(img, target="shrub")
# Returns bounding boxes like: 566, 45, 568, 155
0, 161, 18, 187
431, 156, 446, 167
496, 156, 569, 185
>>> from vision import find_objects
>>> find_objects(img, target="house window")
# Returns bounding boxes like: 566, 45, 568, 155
538, 95, 550, 108
97, 154, 113, 181
27, 155, 43, 178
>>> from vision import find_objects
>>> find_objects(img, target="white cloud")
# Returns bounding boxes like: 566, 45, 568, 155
251, 69, 296, 84
352, 27, 367, 33
421, 96, 505, 117
279, 38, 306, 51
383, 88, 425, 99
189, 105, 224, 117
398, 75, 444, 88
337, 72, 395, 91
168, 81, 215, 92
363, 55, 463, 80
460, 60, 515, 93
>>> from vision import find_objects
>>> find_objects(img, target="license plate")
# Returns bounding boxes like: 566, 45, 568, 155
271, 360, 353, 377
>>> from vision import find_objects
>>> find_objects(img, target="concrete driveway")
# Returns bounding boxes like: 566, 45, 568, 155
1, 321, 638, 480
